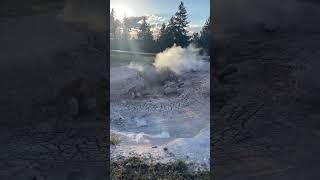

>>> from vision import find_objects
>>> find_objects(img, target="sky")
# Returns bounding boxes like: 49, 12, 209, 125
110, 0, 210, 37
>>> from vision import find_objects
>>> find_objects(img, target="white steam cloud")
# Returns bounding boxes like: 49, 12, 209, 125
128, 61, 145, 72
153, 44, 206, 75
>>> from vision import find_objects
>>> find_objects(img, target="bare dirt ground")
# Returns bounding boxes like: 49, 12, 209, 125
213, 31, 320, 179
0, 11, 107, 179
110, 61, 210, 170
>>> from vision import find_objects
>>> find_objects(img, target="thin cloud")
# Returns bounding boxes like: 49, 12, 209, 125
187, 24, 203, 35
129, 14, 168, 39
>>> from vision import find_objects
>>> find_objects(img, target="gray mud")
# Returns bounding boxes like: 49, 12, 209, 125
110, 62, 210, 169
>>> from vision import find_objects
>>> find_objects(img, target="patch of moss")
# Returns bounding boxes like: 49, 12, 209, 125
111, 157, 210, 180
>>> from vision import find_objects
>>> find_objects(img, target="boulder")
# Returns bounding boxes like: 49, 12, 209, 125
128, 86, 144, 99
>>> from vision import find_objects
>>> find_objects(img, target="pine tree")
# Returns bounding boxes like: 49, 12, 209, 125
191, 32, 200, 44
173, 1, 190, 47
122, 14, 130, 40
110, 8, 116, 39
199, 16, 211, 53
158, 23, 166, 40
175, 2, 189, 33
137, 17, 154, 52
157, 23, 171, 51
110, 8, 121, 40
166, 16, 176, 44
137, 17, 154, 41
161, 1, 190, 48
155, 1, 191, 51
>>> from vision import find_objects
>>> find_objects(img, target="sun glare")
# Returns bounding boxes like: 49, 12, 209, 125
111, 4, 133, 20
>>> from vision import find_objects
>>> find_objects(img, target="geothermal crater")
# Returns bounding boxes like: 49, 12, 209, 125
110, 55, 210, 169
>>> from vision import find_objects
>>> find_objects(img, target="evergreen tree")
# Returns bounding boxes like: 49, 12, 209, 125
137, 17, 154, 52
159, 1, 190, 49
199, 16, 211, 53
157, 23, 171, 51
191, 32, 200, 44
110, 8, 116, 39
174, 1, 190, 47
158, 23, 166, 40
166, 16, 176, 46
122, 14, 130, 40
137, 17, 154, 41
110, 8, 121, 40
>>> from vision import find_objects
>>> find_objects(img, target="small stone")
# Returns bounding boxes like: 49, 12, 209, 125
163, 147, 168, 151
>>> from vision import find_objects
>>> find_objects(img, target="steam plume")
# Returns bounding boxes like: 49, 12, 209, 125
153, 44, 206, 75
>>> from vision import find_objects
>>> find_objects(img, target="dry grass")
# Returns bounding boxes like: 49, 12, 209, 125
111, 157, 210, 179
110, 133, 120, 145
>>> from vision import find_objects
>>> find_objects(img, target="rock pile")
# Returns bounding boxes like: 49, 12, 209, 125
128, 86, 145, 99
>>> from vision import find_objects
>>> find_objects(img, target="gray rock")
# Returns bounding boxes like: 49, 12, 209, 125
177, 88, 184, 94
164, 87, 177, 95
177, 82, 184, 88
164, 81, 176, 87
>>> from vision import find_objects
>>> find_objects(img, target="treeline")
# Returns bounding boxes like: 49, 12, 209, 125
110, 1, 211, 54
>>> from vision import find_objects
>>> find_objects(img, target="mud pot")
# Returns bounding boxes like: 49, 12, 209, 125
110, 59, 210, 170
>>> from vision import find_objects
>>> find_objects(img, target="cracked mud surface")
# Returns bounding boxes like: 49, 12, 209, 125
0, 125, 107, 179
214, 32, 320, 179
0, 13, 107, 179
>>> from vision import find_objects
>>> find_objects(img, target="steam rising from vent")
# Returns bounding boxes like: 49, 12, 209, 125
153, 44, 206, 75
128, 62, 145, 72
